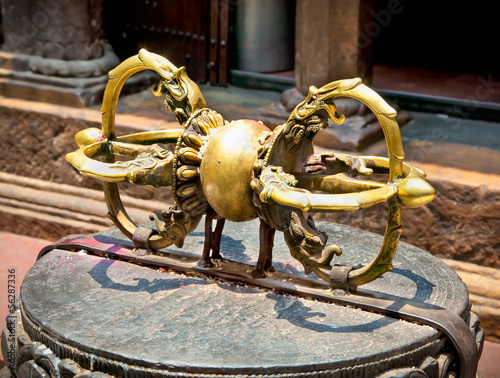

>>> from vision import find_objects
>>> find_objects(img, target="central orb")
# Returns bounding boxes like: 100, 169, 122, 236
200, 119, 270, 222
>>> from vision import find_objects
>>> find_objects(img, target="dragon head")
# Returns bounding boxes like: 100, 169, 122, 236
283, 80, 364, 153
139, 49, 207, 124
152, 67, 207, 124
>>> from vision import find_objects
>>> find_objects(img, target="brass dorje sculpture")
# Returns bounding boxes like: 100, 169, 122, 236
67, 50, 436, 290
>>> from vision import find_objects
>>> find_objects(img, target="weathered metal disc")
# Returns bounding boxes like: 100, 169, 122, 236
20, 221, 471, 376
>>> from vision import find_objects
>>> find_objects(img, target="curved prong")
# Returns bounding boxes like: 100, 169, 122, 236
267, 184, 397, 212
66, 50, 208, 250
67, 147, 175, 187
137, 49, 179, 76
70, 128, 182, 158
331, 82, 404, 180
115, 129, 182, 144
295, 173, 385, 194
256, 166, 397, 212
66, 149, 128, 182
260, 77, 436, 289
66, 128, 180, 184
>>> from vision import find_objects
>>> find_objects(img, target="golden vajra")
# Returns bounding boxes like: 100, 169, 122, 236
67, 50, 436, 291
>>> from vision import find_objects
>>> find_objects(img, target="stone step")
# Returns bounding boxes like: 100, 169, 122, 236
0, 171, 164, 240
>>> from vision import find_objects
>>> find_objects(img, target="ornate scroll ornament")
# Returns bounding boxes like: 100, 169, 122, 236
66, 49, 436, 290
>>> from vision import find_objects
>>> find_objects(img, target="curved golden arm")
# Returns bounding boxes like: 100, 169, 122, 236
66, 149, 128, 182
101, 51, 180, 245
67, 49, 204, 248
257, 167, 398, 212
294, 157, 435, 208
261, 79, 435, 288
316, 79, 404, 180
115, 129, 183, 144
66, 129, 182, 182
317, 82, 432, 287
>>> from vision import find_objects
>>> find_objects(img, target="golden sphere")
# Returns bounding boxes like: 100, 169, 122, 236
200, 119, 270, 222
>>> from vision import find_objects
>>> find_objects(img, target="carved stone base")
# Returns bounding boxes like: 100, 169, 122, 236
1, 221, 483, 377
253, 87, 412, 151
0, 44, 150, 107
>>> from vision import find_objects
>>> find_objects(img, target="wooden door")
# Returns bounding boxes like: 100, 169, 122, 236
104, 0, 229, 84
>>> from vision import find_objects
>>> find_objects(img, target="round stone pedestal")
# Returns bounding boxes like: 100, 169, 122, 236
2, 221, 483, 377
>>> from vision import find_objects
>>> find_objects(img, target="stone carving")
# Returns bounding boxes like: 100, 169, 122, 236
0, 0, 127, 107
2, 0, 105, 61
